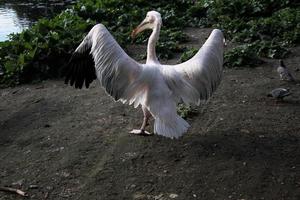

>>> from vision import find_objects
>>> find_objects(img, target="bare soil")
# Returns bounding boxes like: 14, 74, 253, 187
0, 28, 300, 200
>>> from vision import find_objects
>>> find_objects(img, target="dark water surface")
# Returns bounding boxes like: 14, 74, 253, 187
0, 0, 74, 41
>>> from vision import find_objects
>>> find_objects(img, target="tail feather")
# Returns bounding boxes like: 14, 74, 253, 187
154, 115, 190, 139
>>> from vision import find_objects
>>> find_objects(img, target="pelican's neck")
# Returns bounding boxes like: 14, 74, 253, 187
146, 25, 160, 64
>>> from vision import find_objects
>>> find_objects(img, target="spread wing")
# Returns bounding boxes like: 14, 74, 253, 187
163, 29, 225, 105
64, 49, 96, 89
64, 24, 143, 103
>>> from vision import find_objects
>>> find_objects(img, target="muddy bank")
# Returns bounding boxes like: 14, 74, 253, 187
0, 29, 299, 200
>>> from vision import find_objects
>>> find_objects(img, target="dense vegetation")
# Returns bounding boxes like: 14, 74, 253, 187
0, 0, 299, 85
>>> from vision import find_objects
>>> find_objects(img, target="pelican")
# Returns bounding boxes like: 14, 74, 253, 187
64, 11, 224, 138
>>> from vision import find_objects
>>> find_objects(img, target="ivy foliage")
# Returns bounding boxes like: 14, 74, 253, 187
184, 0, 299, 67
0, 0, 197, 85
0, 0, 299, 85
0, 10, 95, 85
197, 0, 300, 67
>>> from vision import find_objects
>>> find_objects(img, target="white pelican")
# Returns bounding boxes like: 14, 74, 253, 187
64, 11, 224, 138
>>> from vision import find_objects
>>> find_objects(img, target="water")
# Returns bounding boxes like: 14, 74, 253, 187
0, 1, 73, 41
0, 6, 28, 41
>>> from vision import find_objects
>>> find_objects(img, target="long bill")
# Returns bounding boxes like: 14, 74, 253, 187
131, 20, 149, 38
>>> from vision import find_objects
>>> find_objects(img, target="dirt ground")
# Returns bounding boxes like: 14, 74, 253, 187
0, 28, 299, 200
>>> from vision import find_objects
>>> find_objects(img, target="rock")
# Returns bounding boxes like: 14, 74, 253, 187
29, 184, 38, 189
169, 193, 178, 198
154, 193, 164, 200
12, 179, 25, 186
44, 124, 51, 128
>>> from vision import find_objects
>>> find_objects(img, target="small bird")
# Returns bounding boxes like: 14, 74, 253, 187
277, 60, 295, 82
267, 88, 291, 100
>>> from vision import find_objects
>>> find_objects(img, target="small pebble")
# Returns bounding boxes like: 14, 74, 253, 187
12, 179, 25, 186
154, 194, 164, 200
169, 193, 178, 198
29, 184, 38, 189
46, 186, 53, 190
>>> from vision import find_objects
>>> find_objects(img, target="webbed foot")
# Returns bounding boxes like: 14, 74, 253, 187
130, 129, 152, 136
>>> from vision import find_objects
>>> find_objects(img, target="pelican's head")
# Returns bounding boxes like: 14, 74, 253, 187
131, 11, 162, 38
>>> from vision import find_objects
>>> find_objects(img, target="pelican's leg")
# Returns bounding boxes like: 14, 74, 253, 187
130, 106, 152, 136
140, 106, 151, 131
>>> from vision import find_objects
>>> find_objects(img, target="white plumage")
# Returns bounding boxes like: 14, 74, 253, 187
65, 11, 225, 138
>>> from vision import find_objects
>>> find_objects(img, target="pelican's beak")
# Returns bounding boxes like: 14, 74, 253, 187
131, 19, 150, 39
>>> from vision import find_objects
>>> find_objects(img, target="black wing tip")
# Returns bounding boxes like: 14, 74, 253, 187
63, 50, 96, 89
